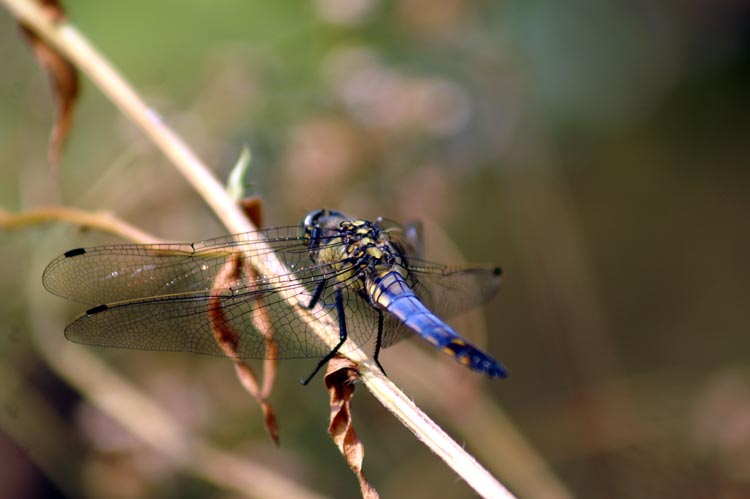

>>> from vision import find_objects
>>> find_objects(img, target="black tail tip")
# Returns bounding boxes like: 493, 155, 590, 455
472, 354, 508, 378
444, 339, 508, 379
486, 362, 509, 379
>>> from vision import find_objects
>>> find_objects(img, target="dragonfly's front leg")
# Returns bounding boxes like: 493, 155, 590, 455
372, 310, 387, 376
307, 278, 328, 309
301, 287, 349, 385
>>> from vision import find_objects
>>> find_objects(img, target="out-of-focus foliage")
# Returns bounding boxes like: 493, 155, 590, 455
1, 0, 749, 498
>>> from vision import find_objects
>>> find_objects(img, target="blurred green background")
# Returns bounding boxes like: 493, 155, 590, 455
1, 1, 749, 498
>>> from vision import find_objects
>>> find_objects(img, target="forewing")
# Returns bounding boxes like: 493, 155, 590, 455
42, 227, 329, 306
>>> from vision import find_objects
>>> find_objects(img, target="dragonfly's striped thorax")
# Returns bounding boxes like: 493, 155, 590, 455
303, 210, 410, 303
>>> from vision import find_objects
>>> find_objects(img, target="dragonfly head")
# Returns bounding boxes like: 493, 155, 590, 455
302, 209, 348, 232
302, 209, 350, 258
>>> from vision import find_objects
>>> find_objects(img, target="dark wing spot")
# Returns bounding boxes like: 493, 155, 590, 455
85, 304, 109, 315
63, 247, 86, 258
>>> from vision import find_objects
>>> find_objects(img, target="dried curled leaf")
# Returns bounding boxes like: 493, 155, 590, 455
240, 196, 264, 230
209, 252, 280, 445
18, 0, 79, 167
325, 357, 379, 499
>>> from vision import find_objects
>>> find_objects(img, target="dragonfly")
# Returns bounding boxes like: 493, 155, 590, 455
43, 209, 507, 384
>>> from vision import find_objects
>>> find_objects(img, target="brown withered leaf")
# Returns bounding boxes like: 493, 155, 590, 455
19, 0, 79, 168
237, 196, 280, 405
209, 252, 280, 445
325, 357, 379, 499
240, 196, 264, 229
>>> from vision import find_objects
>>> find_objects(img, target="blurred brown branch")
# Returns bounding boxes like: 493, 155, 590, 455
17, 0, 78, 167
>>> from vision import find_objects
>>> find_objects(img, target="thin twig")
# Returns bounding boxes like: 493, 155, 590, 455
2, 0, 518, 496
0, 206, 161, 244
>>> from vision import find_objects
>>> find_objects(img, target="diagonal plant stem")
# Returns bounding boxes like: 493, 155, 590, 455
3, 0, 518, 497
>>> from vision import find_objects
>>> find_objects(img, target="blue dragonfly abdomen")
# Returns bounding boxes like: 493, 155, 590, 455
368, 269, 507, 378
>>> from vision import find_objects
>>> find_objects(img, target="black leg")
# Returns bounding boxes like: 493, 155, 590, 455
307, 278, 327, 309
373, 310, 387, 376
301, 287, 348, 385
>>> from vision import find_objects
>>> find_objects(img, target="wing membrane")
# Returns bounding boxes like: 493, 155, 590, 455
42, 227, 345, 305
405, 258, 502, 319
63, 270, 381, 359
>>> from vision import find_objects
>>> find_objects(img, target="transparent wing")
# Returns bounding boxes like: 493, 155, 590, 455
405, 258, 502, 318
42, 226, 329, 306
382, 224, 502, 319
375, 261, 501, 349
62, 277, 382, 360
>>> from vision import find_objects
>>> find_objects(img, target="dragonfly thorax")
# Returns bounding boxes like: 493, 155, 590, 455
338, 219, 401, 269
303, 210, 407, 286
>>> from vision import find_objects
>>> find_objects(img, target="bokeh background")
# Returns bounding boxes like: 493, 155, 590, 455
1, 1, 749, 498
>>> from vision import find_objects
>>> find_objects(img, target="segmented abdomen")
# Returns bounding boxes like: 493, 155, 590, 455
370, 271, 507, 378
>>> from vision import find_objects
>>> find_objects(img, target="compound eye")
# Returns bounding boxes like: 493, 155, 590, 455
302, 209, 327, 228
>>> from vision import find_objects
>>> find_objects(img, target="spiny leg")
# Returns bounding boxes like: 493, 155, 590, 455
372, 310, 387, 376
307, 278, 328, 309
301, 287, 349, 385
